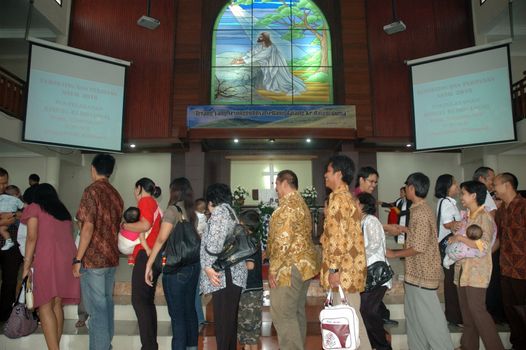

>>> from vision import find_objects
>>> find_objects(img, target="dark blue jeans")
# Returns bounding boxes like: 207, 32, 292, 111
162, 262, 200, 350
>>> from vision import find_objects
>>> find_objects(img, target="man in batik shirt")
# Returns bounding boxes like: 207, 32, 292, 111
320, 155, 372, 350
267, 169, 320, 350
494, 172, 526, 350
73, 154, 123, 350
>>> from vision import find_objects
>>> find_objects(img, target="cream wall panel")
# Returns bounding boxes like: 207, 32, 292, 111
377, 152, 463, 224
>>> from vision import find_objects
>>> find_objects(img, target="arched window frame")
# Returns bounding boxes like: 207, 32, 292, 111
210, 0, 334, 105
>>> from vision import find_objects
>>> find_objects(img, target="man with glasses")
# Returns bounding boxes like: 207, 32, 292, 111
354, 166, 398, 326
353, 166, 379, 196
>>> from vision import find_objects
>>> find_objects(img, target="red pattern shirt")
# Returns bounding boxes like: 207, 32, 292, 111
131, 196, 162, 259
76, 179, 123, 269
496, 194, 526, 280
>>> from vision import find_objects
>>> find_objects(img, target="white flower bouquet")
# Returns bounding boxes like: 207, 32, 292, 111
233, 186, 249, 201
301, 186, 317, 205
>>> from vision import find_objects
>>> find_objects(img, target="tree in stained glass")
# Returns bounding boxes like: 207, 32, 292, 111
212, 0, 333, 105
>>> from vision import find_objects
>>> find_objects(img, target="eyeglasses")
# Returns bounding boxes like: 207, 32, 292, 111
366, 179, 378, 185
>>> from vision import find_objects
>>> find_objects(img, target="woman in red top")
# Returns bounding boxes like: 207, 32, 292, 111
121, 177, 162, 350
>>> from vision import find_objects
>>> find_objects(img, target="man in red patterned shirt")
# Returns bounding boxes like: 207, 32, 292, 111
73, 154, 123, 350
494, 172, 526, 350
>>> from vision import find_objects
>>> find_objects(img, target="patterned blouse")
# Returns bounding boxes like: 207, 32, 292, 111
454, 205, 493, 288
320, 184, 366, 293
267, 191, 320, 287
362, 214, 392, 289
199, 203, 247, 294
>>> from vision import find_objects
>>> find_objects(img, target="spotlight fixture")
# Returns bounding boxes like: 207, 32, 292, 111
137, 0, 160, 30
233, 138, 239, 143
383, 0, 406, 35
130, 143, 136, 148
306, 138, 312, 143
406, 143, 412, 148
268, 138, 275, 143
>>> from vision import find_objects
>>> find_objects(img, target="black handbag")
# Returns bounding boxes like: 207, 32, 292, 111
364, 261, 394, 292
153, 205, 201, 274
206, 208, 259, 272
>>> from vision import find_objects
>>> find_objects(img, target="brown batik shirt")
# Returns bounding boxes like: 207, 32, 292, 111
404, 200, 441, 290
496, 194, 526, 280
320, 184, 366, 293
76, 178, 123, 269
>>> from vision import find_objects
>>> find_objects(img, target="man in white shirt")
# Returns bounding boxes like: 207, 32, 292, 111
472, 166, 497, 216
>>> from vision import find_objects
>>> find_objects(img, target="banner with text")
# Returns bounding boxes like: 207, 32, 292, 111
187, 105, 356, 129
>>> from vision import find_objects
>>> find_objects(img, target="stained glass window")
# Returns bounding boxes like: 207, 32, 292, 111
211, 0, 333, 105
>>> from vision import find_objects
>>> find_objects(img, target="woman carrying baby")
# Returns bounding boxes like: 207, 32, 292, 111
450, 180, 504, 350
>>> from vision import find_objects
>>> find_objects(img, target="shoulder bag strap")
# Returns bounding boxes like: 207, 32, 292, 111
436, 198, 445, 237
173, 205, 187, 222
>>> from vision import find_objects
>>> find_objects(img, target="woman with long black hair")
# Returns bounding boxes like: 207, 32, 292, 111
434, 174, 463, 327
21, 184, 80, 350
123, 177, 162, 350
145, 177, 200, 350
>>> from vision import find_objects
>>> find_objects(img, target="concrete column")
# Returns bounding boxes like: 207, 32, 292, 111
45, 156, 61, 189
185, 142, 205, 198
482, 154, 498, 173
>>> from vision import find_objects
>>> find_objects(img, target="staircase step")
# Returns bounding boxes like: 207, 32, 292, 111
0, 319, 511, 350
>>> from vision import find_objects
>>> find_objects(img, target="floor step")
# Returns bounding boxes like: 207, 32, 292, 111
0, 319, 511, 350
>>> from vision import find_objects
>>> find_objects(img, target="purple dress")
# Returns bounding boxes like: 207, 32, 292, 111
21, 204, 80, 308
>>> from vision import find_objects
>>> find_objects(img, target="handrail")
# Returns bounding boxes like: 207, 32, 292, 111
0, 66, 25, 119
512, 71, 526, 122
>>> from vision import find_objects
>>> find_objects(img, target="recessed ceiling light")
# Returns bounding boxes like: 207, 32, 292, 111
130, 144, 136, 148
406, 143, 412, 148
306, 138, 311, 143
233, 139, 239, 143
269, 138, 275, 143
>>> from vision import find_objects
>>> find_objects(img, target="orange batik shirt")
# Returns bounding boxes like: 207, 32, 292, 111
267, 191, 320, 286
320, 184, 367, 293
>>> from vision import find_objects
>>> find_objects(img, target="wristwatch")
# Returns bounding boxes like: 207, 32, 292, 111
72, 257, 82, 265
328, 268, 339, 274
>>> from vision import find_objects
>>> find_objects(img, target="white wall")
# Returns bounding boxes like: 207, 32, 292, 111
0, 156, 48, 193
497, 155, 526, 188
59, 153, 172, 217
377, 152, 463, 223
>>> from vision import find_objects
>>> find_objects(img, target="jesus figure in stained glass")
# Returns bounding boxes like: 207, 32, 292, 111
231, 32, 306, 96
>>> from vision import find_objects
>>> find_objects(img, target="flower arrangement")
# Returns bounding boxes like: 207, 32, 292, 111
300, 186, 318, 204
233, 186, 249, 201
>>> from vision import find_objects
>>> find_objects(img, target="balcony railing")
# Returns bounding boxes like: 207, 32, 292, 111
0, 67, 25, 119
512, 71, 526, 122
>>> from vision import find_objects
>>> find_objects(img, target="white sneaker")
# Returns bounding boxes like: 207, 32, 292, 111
1, 239, 14, 251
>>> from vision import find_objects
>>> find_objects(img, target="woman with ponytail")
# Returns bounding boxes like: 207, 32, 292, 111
122, 177, 162, 350
145, 177, 200, 350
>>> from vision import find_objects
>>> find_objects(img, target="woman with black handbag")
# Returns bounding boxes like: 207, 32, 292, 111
145, 177, 200, 350
201, 183, 247, 350
357, 192, 393, 350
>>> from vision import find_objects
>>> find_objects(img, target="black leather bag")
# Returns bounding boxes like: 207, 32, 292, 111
364, 261, 394, 292
206, 209, 259, 272
153, 205, 201, 274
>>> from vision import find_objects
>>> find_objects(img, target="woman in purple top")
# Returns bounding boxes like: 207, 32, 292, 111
21, 184, 80, 350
